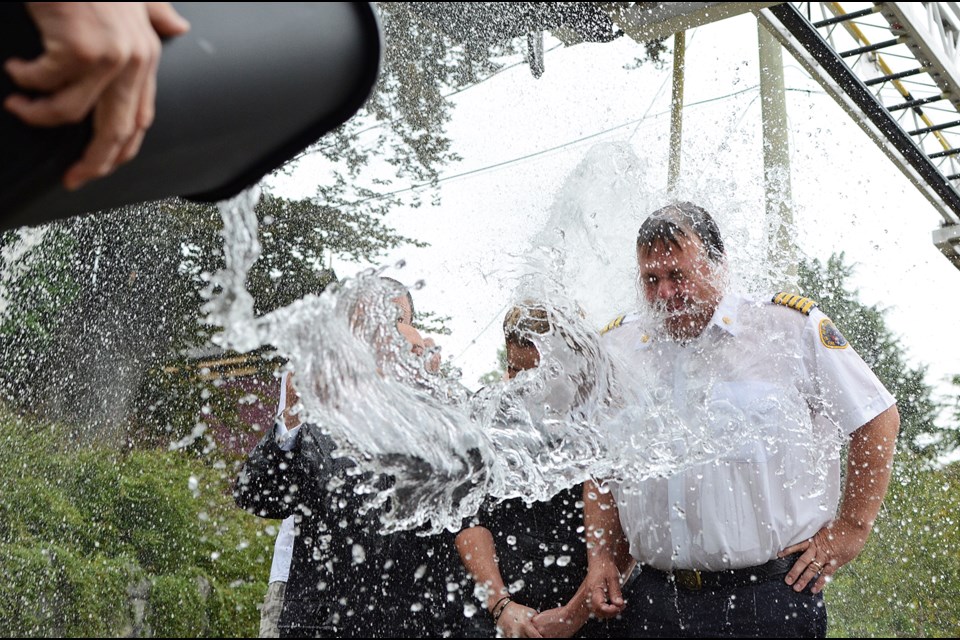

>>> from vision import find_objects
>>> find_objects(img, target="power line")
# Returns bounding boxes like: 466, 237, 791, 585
349, 83, 778, 208
629, 28, 698, 142
350, 117, 652, 206
453, 302, 510, 362
628, 71, 673, 142
438, 85, 828, 361
444, 43, 565, 98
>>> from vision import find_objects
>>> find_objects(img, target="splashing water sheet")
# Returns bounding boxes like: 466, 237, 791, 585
208, 140, 828, 536
208, 187, 619, 533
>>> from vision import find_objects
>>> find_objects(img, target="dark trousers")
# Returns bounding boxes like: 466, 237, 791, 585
606, 567, 827, 638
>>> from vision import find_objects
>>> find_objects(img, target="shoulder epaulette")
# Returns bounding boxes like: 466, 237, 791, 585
771, 292, 818, 315
600, 314, 627, 335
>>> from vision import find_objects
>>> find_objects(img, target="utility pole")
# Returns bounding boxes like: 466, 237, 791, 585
668, 31, 685, 195
758, 21, 797, 288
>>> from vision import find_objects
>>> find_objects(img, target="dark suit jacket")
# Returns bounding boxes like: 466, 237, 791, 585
234, 422, 465, 638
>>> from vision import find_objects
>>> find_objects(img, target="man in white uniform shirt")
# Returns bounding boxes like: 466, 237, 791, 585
583, 202, 900, 637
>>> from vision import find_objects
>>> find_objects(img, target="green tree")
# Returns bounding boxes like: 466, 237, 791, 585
1, 2, 665, 441
799, 253, 950, 456
286, 2, 525, 212
947, 374, 960, 452
478, 346, 508, 386
0, 193, 423, 442
0, 227, 80, 403
0, 410, 272, 637
828, 451, 960, 636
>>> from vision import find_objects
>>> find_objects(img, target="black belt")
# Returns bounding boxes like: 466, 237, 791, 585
644, 553, 801, 591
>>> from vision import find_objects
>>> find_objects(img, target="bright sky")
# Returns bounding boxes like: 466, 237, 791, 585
270, 11, 960, 419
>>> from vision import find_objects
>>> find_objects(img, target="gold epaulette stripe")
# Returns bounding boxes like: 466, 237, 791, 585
600, 314, 626, 335
771, 292, 818, 316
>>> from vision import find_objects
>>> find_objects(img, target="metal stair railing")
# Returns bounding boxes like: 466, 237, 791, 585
758, 2, 960, 269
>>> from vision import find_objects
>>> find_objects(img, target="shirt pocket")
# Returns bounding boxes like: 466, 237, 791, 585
706, 380, 790, 462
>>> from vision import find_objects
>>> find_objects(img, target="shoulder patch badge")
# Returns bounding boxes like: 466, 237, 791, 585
600, 314, 626, 335
818, 318, 849, 349
772, 292, 818, 315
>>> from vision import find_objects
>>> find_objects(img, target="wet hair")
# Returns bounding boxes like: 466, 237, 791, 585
503, 301, 588, 357
503, 302, 551, 348
636, 202, 725, 263
380, 276, 415, 321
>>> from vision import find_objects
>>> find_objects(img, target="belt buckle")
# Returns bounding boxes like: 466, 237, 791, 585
674, 569, 702, 591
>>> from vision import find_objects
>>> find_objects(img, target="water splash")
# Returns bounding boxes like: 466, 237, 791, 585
0, 226, 50, 319
208, 142, 840, 533
202, 186, 263, 353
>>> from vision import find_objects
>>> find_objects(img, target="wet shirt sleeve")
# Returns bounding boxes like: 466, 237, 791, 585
233, 420, 338, 519
802, 308, 896, 437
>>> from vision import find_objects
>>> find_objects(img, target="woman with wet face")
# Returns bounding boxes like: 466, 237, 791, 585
455, 303, 606, 639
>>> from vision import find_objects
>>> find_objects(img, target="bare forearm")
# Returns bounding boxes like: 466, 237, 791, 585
781, 404, 901, 594
580, 480, 629, 618
455, 526, 509, 612
839, 404, 900, 533
561, 580, 593, 629
583, 480, 629, 569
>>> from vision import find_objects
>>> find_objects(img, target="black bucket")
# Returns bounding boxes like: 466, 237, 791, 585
0, 2, 381, 231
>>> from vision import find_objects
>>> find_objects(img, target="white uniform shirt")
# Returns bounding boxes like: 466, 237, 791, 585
269, 371, 298, 584
268, 515, 296, 584
603, 293, 895, 571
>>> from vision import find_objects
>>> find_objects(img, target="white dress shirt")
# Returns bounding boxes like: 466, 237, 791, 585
269, 370, 298, 584
603, 293, 895, 571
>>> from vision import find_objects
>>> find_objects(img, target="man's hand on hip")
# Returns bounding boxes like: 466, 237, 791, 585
780, 515, 870, 594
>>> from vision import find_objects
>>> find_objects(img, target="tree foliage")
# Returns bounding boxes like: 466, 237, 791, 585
286, 3, 522, 207
829, 452, 960, 636
0, 410, 270, 637
478, 346, 508, 386
0, 3, 518, 436
799, 253, 952, 457
1, 4, 668, 445
0, 193, 422, 440
953, 375, 960, 418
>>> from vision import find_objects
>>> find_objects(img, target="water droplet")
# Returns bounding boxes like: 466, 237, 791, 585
352, 544, 366, 564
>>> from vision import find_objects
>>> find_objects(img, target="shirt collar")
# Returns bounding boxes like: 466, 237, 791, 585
707, 293, 740, 337
634, 293, 741, 348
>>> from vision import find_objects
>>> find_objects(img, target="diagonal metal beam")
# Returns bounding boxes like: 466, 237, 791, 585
757, 3, 960, 268
605, 2, 782, 43
878, 2, 960, 112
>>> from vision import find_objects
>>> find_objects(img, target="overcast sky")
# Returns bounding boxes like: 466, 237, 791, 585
270, 11, 960, 421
